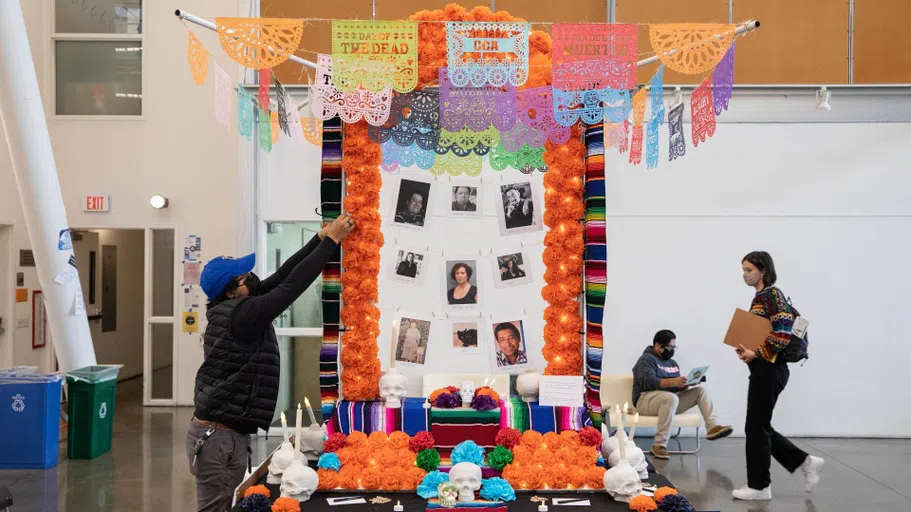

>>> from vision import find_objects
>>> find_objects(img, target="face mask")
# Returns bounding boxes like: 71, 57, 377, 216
244, 272, 262, 296
745, 274, 762, 287
660, 348, 675, 361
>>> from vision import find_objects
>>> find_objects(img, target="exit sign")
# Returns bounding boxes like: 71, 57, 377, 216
83, 196, 110, 212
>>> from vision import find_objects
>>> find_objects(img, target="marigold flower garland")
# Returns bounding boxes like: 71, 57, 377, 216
541, 125, 586, 375
339, 120, 384, 400
316, 430, 426, 491
500, 428, 603, 490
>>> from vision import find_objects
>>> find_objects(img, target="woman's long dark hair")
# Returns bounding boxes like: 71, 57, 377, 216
742, 251, 777, 288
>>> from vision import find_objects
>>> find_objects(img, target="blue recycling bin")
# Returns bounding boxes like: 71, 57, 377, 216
0, 371, 63, 469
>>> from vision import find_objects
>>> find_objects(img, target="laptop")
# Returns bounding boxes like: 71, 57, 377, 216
685, 365, 710, 386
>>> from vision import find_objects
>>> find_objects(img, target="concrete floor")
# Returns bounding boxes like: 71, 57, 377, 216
1, 379, 909, 512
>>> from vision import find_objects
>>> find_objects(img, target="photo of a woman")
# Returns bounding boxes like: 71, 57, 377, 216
445, 261, 479, 307
732, 251, 824, 501
397, 252, 418, 278
499, 255, 526, 281
491, 250, 533, 289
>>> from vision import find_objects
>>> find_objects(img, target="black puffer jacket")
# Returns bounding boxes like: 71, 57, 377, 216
192, 234, 338, 434
193, 298, 280, 433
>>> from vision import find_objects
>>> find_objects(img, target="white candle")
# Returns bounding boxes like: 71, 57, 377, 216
295, 403, 303, 460
629, 412, 639, 441
280, 411, 289, 443
304, 397, 318, 426
615, 404, 625, 434
538, 506, 548, 512
618, 427, 628, 461
394, 501, 404, 512
423, 399, 431, 409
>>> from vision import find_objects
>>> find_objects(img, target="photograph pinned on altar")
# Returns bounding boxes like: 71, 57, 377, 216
393, 178, 433, 229
492, 249, 533, 289
393, 313, 433, 366
489, 319, 531, 373
451, 318, 482, 352
496, 180, 542, 236
447, 182, 481, 218
390, 247, 427, 285
444, 259, 481, 310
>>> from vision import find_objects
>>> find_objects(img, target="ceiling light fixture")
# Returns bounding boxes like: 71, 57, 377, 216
816, 86, 831, 111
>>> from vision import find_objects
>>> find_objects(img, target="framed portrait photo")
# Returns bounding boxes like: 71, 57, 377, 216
491, 249, 533, 289
392, 178, 433, 230
496, 180, 543, 236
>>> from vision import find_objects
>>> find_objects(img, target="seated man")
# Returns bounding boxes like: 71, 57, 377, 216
632, 329, 733, 459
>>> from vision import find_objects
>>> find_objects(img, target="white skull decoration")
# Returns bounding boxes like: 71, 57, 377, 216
299, 423, 327, 460
600, 423, 622, 459
267, 441, 303, 484
603, 460, 642, 503
450, 462, 482, 502
515, 371, 540, 403
459, 380, 476, 406
280, 459, 320, 502
608, 444, 649, 479
379, 367, 408, 409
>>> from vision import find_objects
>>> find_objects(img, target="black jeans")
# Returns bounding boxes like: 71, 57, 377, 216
745, 358, 808, 490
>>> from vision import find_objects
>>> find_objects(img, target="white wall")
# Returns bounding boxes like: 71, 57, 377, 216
0, 0, 247, 405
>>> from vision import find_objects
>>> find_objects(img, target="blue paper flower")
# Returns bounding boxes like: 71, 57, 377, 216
451, 440, 485, 466
417, 471, 449, 499
240, 494, 271, 512
480, 477, 516, 502
659, 494, 695, 512
317, 452, 341, 471
597, 455, 605, 467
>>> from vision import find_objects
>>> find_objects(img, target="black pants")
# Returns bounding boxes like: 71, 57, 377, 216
745, 358, 808, 490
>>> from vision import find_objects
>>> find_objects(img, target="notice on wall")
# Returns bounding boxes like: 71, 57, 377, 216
19, 250, 35, 267
15, 288, 28, 303
184, 235, 201, 262
538, 375, 585, 407
183, 287, 200, 310
182, 311, 199, 333
73, 291, 86, 316
183, 261, 201, 286
55, 266, 78, 285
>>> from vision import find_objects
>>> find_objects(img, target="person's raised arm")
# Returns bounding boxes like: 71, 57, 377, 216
258, 223, 331, 294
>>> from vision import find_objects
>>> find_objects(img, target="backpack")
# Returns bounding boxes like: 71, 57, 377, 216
781, 297, 810, 364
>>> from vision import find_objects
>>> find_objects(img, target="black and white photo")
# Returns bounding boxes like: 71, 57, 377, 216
451, 319, 481, 352
393, 178, 432, 228
390, 248, 426, 285
444, 259, 480, 309
394, 314, 432, 366
492, 250, 533, 288
448, 183, 481, 218
489, 320, 531, 373
497, 181, 542, 235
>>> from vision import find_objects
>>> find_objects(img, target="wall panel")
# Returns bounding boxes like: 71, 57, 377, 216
853, 0, 911, 83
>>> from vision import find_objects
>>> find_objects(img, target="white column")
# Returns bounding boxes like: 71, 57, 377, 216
0, 0, 96, 372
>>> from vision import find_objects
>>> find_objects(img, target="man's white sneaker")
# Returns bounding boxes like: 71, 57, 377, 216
801, 455, 824, 493
732, 486, 772, 501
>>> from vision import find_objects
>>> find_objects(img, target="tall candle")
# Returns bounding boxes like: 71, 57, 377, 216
629, 413, 639, 441
295, 403, 303, 460
618, 426, 628, 461
281, 411, 289, 443
304, 397, 318, 426
615, 404, 625, 434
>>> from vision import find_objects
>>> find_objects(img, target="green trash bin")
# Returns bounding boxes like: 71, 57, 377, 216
66, 365, 120, 460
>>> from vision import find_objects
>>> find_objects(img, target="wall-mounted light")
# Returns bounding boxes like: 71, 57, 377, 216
150, 195, 169, 209
816, 86, 831, 111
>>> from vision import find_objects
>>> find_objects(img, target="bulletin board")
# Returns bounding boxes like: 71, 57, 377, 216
853, 0, 911, 84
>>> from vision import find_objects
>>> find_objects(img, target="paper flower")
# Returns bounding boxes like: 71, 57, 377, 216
240, 494, 271, 512
416, 448, 441, 472
474, 386, 500, 402
243, 485, 271, 498
629, 495, 658, 512
451, 440, 485, 466
521, 430, 543, 447
579, 426, 602, 447
347, 431, 368, 449
495, 428, 522, 449
271, 497, 302, 512
317, 468, 340, 490
486, 445, 514, 470
471, 394, 498, 411
409, 431, 435, 452
597, 455, 605, 466
480, 477, 516, 502
318, 453, 341, 471
658, 494, 694, 512
654, 487, 679, 503
389, 431, 411, 450
433, 391, 461, 408
324, 433, 348, 453
417, 471, 449, 499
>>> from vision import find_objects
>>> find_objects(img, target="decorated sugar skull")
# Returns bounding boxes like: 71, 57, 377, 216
299, 422, 328, 460
438, 481, 459, 507
459, 380, 476, 406
608, 444, 648, 479
603, 460, 642, 503
267, 441, 300, 484
280, 459, 319, 502
379, 367, 408, 408
515, 371, 540, 403
450, 462, 482, 502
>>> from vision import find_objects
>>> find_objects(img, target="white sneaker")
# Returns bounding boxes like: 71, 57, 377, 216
732, 485, 772, 501
801, 455, 824, 493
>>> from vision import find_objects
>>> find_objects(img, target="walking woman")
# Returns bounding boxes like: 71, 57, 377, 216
732, 251, 824, 501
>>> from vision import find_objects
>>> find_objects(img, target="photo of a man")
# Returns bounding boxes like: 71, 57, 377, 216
394, 179, 432, 228
490, 320, 530, 372
497, 182, 542, 235
451, 186, 477, 212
